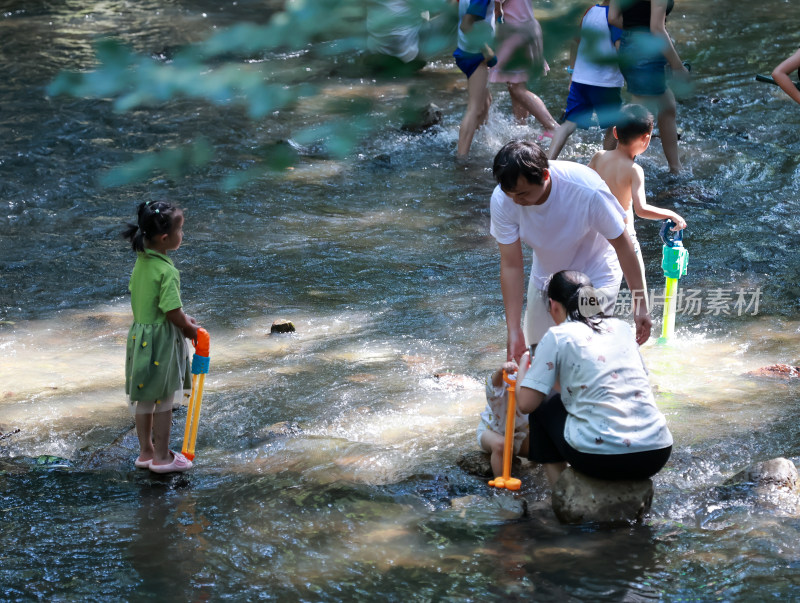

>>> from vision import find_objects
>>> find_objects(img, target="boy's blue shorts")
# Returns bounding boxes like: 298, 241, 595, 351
563, 82, 623, 129
453, 48, 485, 79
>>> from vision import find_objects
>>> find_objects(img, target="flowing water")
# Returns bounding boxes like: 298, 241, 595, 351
2, 0, 800, 600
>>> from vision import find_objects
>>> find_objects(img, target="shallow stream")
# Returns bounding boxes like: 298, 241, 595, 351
2, 0, 800, 600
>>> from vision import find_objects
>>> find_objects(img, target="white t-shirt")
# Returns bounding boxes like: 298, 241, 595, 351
520, 317, 673, 454
572, 5, 625, 88
457, 0, 495, 55
367, 0, 420, 63
489, 160, 626, 291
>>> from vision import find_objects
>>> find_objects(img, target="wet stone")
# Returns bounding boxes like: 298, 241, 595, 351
399, 473, 454, 510
270, 319, 296, 334
722, 457, 800, 515
400, 102, 443, 133
0, 427, 20, 441
251, 421, 303, 441
456, 450, 521, 479
82, 426, 140, 471
0, 458, 29, 475
551, 468, 654, 526
450, 494, 527, 521
432, 373, 482, 391
746, 364, 800, 379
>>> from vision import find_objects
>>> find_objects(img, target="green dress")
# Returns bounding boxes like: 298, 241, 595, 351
125, 249, 191, 407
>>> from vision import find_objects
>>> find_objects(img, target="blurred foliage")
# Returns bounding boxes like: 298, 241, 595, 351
46, 0, 685, 190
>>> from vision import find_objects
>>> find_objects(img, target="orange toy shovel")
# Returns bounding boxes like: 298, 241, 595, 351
181, 328, 210, 461
487, 370, 522, 491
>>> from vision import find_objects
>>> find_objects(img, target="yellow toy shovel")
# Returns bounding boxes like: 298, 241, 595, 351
182, 327, 210, 461
488, 370, 522, 491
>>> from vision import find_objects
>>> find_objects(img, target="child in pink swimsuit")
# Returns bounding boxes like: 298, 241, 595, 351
489, 0, 559, 138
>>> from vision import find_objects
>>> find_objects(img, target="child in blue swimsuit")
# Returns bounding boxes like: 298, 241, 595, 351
454, 0, 497, 157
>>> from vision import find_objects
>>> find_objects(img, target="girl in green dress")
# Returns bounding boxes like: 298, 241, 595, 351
122, 201, 199, 473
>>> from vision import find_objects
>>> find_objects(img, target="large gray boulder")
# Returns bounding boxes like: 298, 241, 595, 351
551, 468, 654, 525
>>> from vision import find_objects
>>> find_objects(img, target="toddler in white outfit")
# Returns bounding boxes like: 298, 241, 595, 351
477, 351, 531, 477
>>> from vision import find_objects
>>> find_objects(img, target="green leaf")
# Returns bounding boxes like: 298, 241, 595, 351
100, 140, 213, 187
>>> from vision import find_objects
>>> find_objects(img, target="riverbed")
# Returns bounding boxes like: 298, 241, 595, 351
2, 0, 800, 600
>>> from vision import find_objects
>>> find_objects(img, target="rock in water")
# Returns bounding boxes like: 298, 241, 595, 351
746, 364, 800, 379
270, 319, 296, 334
401, 103, 443, 133
723, 457, 800, 514
456, 450, 521, 478
83, 427, 141, 470
551, 468, 654, 525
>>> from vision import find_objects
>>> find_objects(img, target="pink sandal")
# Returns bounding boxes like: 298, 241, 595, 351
134, 456, 153, 469
149, 451, 193, 474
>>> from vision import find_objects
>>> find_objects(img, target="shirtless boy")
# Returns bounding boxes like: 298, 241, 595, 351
588, 103, 686, 293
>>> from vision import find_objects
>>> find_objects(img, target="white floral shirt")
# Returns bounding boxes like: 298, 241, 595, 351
520, 317, 673, 454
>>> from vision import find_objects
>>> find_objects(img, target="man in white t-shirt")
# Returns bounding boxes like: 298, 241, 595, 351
490, 139, 650, 361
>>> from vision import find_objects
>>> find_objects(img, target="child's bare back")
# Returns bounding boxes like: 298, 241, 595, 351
589, 104, 686, 231
588, 149, 637, 217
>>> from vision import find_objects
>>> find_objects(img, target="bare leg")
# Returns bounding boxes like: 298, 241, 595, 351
457, 64, 491, 157
507, 82, 559, 132
602, 126, 617, 150
480, 429, 508, 478
511, 95, 530, 125
632, 91, 681, 173
478, 89, 493, 128
543, 461, 568, 486
656, 88, 681, 173
135, 411, 155, 462
547, 120, 577, 159
151, 408, 174, 465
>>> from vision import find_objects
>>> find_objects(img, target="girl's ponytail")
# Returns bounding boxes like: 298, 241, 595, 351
122, 200, 181, 252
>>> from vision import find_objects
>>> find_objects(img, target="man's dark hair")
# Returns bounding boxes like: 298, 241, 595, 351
492, 140, 548, 191
615, 104, 654, 144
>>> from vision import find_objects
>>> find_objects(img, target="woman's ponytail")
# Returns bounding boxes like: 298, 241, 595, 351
544, 270, 609, 332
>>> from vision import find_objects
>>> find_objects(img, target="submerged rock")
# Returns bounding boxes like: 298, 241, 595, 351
450, 493, 527, 520
83, 426, 140, 470
250, 421, 303, 441
746, 364, 800, 379
33, 455, 73, 469
551, 468, 654, 526
722, 457, 800, 514
387, 473, 456, 510
286, 138, 329, 159
432, 373, 482, 391
0, 427, 20, 441
0, 458, 29, 475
